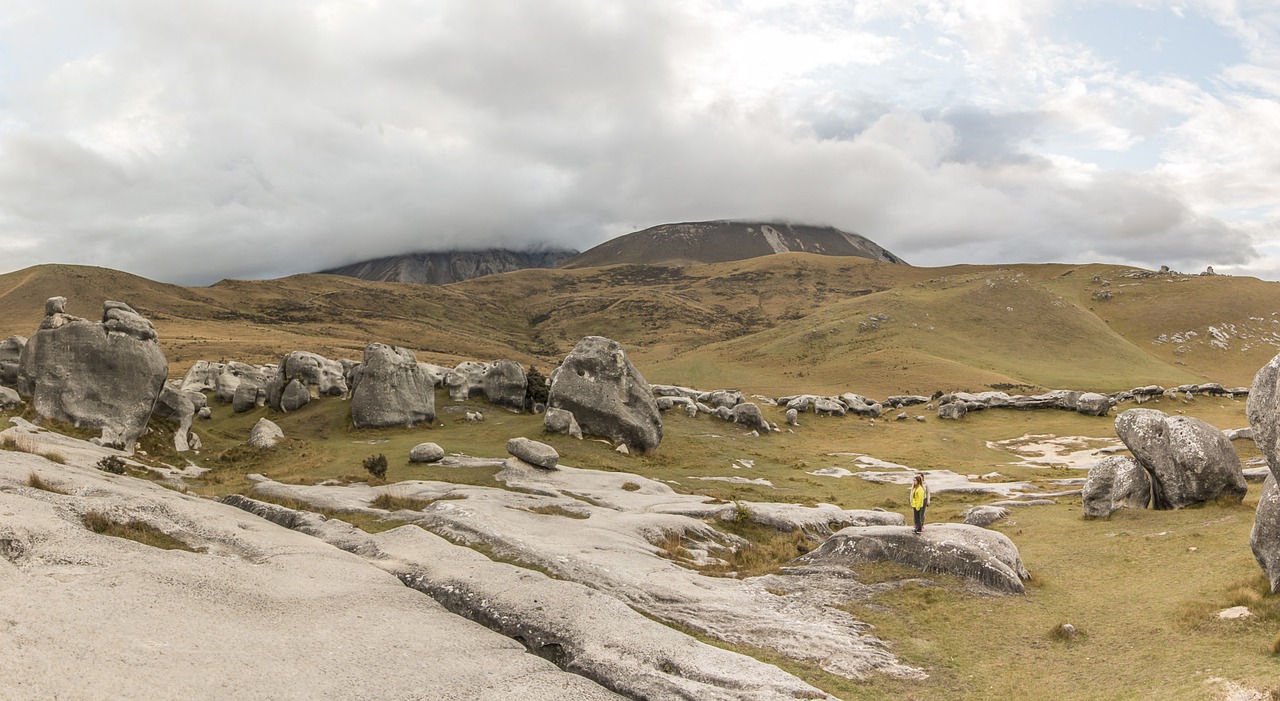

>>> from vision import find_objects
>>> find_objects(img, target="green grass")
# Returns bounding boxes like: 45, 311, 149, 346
81, 511, 195, 552
369, 492, 462, 512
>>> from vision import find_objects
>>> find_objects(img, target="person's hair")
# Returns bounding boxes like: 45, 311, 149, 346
913, 474, 923, 486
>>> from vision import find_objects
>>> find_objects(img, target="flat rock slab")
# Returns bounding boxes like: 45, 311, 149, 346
800, 523, 1032, 594
0, 452, 620, 701
856, 469, 1033, 496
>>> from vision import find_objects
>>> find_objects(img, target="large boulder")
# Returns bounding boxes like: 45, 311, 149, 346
152, 384, 199, 452
547, 336, 662, 453
544, 407, 583, 439
409, 442, 445, 464
1252, 474, 1280, 593
178, 360, 224, 393
1248, 352, 1280, 478
16, 299, 167, 451
232, 383, 262, 414
731, 403, 771, 433
1076, 392, 1114, 417
799, 523, 1031, 594
507, 437, 559, 469
215, 362, 266, 405
445, 361, 489, 401
1082, 455, 1151, 518
1114, 408, 1247, 509
937, 401, 967, 420
483, 360, 527, 412
279, 379, 311, 413
0, 385, 21, 409
0, 335, 27, 387
281, 351, 348, 397
248, 417, 284, 449
351, 344, 435, 429
699, 389, 744, 409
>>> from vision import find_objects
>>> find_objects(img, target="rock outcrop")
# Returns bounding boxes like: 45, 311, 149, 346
483, 360, 527, 412
351, 344, 435, 428
1246, 353, 1280, 592
547, 337, 662, 453
1082, 455, 1151, 518
16, 299, 167, 451
731, 402, 771, 433
1252, 474, 1280, 593
800, 524, 1031, 594
281, 351, 348, 397
0, 335, 26, 387
445, 361, 489, 401
0, 386, 21, 409
1114, 408, 1246, 509
152, 384, 200, 452
959, 506, 1009, 527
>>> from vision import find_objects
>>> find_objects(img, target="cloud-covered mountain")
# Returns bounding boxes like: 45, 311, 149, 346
319, 248, 578, 285
563, 221, 906, 268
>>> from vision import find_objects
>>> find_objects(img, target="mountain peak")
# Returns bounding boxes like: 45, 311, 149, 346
319, 247, 579, 285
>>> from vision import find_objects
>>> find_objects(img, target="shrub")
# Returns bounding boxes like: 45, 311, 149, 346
621, 482, 641, 492
525, 365, 549, 409
96, 455, 127, 475
363, 453, 388, 480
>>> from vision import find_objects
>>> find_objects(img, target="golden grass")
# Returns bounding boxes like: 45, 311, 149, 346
369, 492, 461, 512
81, 512, 195, 552
522, 504, 590, 519
26, 472, 68, 494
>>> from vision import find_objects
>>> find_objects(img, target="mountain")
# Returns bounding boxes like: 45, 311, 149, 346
562, 221, 906, 268
319, 248, 578, 285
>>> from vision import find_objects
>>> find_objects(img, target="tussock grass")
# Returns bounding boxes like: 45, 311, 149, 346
0, 435, 17, 450
40, 450, 66, 464
81, 511, 195, 552
653, 520, 817, 579
26, 472, 68, 494
522, 504, 589, 519
369, 492, 461, 512
621, 481, 641, 491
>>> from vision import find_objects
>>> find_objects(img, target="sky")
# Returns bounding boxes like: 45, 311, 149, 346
1, 0, 1279, 285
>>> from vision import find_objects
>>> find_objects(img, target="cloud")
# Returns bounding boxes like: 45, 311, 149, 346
0, 0, 1273, 284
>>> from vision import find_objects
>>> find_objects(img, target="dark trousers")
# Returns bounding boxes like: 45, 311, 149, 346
912, 507, 925, 531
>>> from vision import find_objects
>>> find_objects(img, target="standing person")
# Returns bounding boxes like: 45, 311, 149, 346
909, 473, 930, 533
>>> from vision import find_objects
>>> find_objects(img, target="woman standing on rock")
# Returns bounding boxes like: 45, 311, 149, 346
910, 473, 930, 533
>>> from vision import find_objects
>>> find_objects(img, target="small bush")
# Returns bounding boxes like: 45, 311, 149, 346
1050, 623, 1081, 642
525, 365, 549, 409
26, 472, 68, 494
363, 453, 388, 480
96, 455, 127, 474
621, 482, 641, 492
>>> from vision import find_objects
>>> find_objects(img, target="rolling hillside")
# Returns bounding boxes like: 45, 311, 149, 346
0, 258, 1276, 396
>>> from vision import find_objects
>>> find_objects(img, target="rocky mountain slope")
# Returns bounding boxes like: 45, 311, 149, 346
320, 248, 578, 285
563, 220, 906, 268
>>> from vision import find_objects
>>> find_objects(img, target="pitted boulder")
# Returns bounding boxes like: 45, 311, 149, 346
483, 360, 527, 412
153, 384, 198, 452
215, 362, 266, 404
445, 361, 489, 401
507, 437, 559, 469
547, 336, 662, 453
1252, 474, 1280, 593
248, 418, 284, 449
179, 360, 224, 393
732, 403, 771, 433
840, 393, 882, 417
351, 343, 435, 429
1115, 408, 1246, 509
16, 298, 167, 452
800, 523, 1032, 594
282, 351, 348, 397
1082, 455, 1151, 518
409, 442, 445, 464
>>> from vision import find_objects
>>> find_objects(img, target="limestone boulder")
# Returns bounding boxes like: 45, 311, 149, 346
232, 383, 262, 414
1076, 392, 1115, 417
445, 361, 489, 401
1114, 408, 1247, 509
1248, 352, 1280, 479
785, 408, 799, 426
16, 299, 167, 451
544, 407, 583, 439
248, 418, 283, 449
409, 442, 445, 464
280, 379, 311, 413
215, 362, 266, 405
1082, 455, 1151, 518
547, 337, 662, 453
281, 351, 348, 397
938, 401, 967, 420
483, 360, 527, 412
1251, 474, 1280, 593
152, 384, 198, 452
179, 360, 224, 393
417, 363, 450, 388
800, 523, 1031, 594
960, 506, 1009, 527
731, 403, 771, 433
699, 389, 744, 409
0, 386, 21, 409
351, 343, 435, 429
813, 399, 845, 416
839, 393, 882, 417
0, 335, 28, 387
507, 437, 559, 469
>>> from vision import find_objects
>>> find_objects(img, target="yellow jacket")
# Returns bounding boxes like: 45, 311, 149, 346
910, 482, 929, 509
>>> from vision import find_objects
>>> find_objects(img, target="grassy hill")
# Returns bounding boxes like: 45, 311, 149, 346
1, 258, 1277, 395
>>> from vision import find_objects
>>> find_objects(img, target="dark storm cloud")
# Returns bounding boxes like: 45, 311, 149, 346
0, 1, 1263, 284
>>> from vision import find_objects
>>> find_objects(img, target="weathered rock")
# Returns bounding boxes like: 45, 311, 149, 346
281, 351, 348, 397
800, 523, 1031, 594
700, 389, 744, 409
445, 361, 489, 401
350, 344, 435, 428
231, 383, 261, 414
214, 362, 266, 404
960, 506, 1009, 527
1082, 455, 1151, 518
280, 379, 311, 413
197, 406, 212, 420
483, 360, 527, 412
884, 395, 929, 409
409, 442, 445, 464
0, 335, 27, 387
785, 408, 799, 426
179, 360, 224, 393
839, 393, 882, 417
731, 402, 771, 433
543, 407, 583, 439
507, 437, 559, 469
547, 337, 662, 453
16, 299, 167, 451
152, 385, 197, 452
1114, 408, 1247, 509
813, 399, 845, 416
938, 401, 967, 420
1248, 353, 1280, 480
1076, 392, 1114, 417
0, 386, 21, 409
685, 403, 698, 419
416, 363, 450, 388
1251, 474, 1280, 593
248, 418, 283, 449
